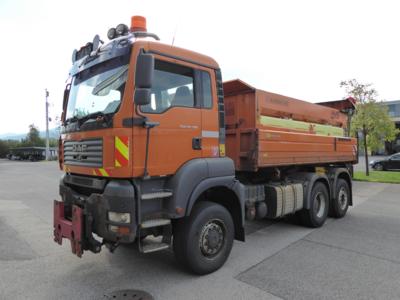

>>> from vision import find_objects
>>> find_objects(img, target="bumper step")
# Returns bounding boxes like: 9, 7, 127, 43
140, 218, 171, 229
140, 236, 170, 253
141, 191, 173, 200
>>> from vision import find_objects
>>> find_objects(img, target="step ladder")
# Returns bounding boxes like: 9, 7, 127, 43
141, 191, 173, 201
138, 190, 173, 253
138, 218, 172, 253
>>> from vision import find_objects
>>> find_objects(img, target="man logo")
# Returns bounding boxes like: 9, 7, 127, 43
72, 144, 87, 152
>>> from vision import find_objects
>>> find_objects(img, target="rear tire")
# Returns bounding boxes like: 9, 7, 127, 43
299, 182, 329, 228
329, 178, 350, 218
173, 201, 234, 275
374, 163, 384, 171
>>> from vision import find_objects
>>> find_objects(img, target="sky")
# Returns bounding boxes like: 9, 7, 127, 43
1, 0, 400, 135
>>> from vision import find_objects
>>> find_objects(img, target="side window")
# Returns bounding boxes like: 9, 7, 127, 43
141, 60, 194, 113
392, 154, 400, 160
200, 71, 212, 108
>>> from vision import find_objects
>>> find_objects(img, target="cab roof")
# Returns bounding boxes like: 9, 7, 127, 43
134, 40, 220, 70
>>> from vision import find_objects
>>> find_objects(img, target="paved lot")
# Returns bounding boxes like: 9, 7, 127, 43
0, 159, 400, 300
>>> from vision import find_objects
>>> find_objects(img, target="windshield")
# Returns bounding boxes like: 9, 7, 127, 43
66, 58, 129, 121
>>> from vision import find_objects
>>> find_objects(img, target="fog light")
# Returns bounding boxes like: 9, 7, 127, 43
109, 225, 119, 233
108, 212, 131, 223
109, 225, 130, 235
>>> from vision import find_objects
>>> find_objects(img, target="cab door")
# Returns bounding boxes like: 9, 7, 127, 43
132, 58, 202, 177
196, 69, 221, 158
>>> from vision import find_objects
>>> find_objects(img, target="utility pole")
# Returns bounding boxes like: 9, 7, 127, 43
45, 89, 50, 160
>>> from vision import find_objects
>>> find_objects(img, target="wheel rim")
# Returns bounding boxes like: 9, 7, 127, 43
314, 192, 326, 218
199, 219, 225, 258
338, 187, 348, 210
375, 164, 383, 171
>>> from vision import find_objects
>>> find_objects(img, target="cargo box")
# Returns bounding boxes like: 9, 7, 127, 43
223, 79, 357, 171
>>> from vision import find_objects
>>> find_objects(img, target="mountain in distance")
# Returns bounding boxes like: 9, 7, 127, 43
0, 128, 60, 140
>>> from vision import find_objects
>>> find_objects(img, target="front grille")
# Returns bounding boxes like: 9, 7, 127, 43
64, 139, 103, 167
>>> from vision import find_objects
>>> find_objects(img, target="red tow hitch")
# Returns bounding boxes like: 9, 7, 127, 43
53, 200, 84, 257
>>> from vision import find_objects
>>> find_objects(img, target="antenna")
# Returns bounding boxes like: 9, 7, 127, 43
171, 25, 178, 46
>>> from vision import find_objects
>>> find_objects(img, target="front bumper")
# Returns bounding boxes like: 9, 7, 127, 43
53, 175, 137, 257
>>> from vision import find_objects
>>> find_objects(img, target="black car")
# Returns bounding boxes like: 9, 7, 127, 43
370, 153, 400, 171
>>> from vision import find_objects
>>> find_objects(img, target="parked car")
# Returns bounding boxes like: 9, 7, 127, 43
370, 153, 400, 171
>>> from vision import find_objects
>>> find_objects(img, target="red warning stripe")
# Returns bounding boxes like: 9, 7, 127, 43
115, 149, 129, 166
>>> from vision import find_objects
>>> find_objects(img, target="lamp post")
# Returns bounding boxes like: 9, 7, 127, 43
45, 89, 50, 160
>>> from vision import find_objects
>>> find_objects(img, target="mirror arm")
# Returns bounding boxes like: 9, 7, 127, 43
134, 104, 148, 126
135, 104, 159, 180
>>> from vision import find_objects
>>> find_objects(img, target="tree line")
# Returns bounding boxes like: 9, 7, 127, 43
0, 124, 58, 158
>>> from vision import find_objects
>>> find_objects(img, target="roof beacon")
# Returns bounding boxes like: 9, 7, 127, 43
131, 16, 147, 32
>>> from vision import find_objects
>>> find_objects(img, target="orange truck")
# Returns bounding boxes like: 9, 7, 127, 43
54, 16, 357, 274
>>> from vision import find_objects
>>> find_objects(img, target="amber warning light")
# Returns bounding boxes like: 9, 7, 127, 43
131, 16, 147, 32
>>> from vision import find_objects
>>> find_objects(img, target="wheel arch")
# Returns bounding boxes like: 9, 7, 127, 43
187, 179, 246, 242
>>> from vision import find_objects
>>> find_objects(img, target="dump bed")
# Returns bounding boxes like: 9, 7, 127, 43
223, 80, 357, 172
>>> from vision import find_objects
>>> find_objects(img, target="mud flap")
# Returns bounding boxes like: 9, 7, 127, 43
53, 200, 84, 257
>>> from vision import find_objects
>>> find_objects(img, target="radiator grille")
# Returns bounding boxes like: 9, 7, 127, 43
64, 139, 103, 167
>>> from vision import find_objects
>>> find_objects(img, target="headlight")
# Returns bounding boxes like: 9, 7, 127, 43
108, 212, 131, 223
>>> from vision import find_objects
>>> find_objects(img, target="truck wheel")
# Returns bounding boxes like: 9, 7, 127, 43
330, 178, 350, 218
173, 201, 234, 275
299, 182, 329, 228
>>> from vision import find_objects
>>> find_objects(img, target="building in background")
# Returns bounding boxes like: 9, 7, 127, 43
7, 147, 58, 161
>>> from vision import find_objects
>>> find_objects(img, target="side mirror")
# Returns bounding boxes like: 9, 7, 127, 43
134, 52, 154, 106
62, 83, 71, 123
63, 83, 71, 111
134, 88, 151, 106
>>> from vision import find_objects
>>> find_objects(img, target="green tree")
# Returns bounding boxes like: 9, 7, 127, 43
0, 140, 9, 158
21, 124, 45, 147
340, 79, 398, 175
49, 138, 58, 147
0, 139, 19, 158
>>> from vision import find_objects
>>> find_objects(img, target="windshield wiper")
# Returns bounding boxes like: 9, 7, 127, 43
65, 116, 79, 125
78, 111, 105, 124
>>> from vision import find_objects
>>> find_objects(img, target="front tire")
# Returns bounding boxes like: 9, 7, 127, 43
374, 163, 384, 171
173, 201, 234, 275
299, 182, 329, 228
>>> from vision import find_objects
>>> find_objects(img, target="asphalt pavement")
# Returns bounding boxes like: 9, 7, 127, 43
0, 159, 400, 300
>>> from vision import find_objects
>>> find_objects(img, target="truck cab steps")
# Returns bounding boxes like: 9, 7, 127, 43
140, 236, 170, 253
138, 218, 172, 254
140, 218, 171, 229
141, 191, 173, 200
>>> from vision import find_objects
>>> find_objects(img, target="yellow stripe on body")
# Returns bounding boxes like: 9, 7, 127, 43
259, 116, 344, 137
115, 136, 129, 160
99, 168, 109, 177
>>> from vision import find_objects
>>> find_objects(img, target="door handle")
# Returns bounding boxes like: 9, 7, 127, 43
192, 137, 202, 150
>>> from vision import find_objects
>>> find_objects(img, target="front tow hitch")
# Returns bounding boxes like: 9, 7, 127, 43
53, 200, 102, 257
